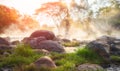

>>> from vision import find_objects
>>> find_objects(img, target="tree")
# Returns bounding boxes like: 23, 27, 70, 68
35, 2, 71, 37
68, 0, 95, 36
18, 15, 39, 31
0, 5, 20, 33
92, 0, 120, 35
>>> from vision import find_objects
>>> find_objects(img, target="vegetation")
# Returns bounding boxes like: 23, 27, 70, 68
111, 55, 120, 63
0, 45, 105, 71
62, 41, 80, 47
0, 44, 44, 68
0, 5, 20, 33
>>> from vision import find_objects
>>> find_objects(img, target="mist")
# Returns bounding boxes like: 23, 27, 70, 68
0, 0, 120, 41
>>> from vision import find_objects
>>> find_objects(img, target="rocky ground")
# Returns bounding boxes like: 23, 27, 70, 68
0, 30, 120, 71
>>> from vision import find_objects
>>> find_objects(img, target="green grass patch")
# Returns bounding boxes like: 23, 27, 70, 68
76, 48, 105, 64
0, 44, 44, 68
62, 41, 80, 47
111, 55, 120, 62
0, 45, 104, 71
49, 47, 104, 71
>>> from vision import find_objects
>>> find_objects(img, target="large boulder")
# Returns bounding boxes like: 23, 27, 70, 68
34, 56, 56, 68
95, 36, 120, 55
77, 63, 104, 71
30, 30, 55, 40
86, 36, 120, 62
86, 41, 110, 62
30, 40, 65, 53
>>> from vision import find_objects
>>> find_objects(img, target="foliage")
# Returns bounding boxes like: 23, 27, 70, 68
0, 5, 20, 33
35, 2, 71, 36
18, 15, 39, 31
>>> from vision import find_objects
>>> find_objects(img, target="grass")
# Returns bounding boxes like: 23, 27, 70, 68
62, 41, 80, 47
49, 47, 104, 71
0, 45, 105, 71
111, 55, 120, 63
76, 47, 105, 64
0, 44, 44, 68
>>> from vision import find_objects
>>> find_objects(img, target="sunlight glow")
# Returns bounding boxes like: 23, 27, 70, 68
0, 0, 96, 15
0, 0, 58, 15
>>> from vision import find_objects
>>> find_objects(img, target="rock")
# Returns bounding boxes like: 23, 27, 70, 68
86, 41, 110, 62
34, 56, 56, 68
86, 36, 120, 62
11, 40, 20, 45
31, 40, 65, 53
106, 64, 120, 71
77, 63, 104, 71
22, 37, 33, 44
0, 45, 12, 54
29, 37, 46, 47
3, 51, 10, 56
95, 36, 115, 53
96, 36, 120, 55
30, 30, 55, 40
53, 37, 61, 44
33, 49, 50, 55
22, 36, 46, 45
0, 67, 12, 71
0, 45, 11, 50
0, 37, 10, 45
61, 38, 71, 43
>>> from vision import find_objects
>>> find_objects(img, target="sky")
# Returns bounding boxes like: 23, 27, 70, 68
0, 0, 96, 15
